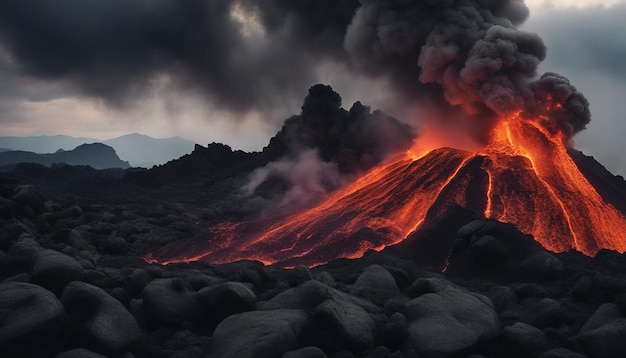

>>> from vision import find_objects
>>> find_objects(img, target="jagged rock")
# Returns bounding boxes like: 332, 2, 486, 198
403, 285, 500, 357
259, 280, 330, 311
282, 346, 328, 358
501, 322, 549, 357
55, 348, 108, 358
31, 249, 84, 289
0, 282, 65, 353
196, 281, 257, 325
315, 297, 377, 351
577, 319, 626, 358
580, 303, 623, 334
143, 278, 200, 325
350, 265, 400, 306
61, 281, 141, 354
457, 220, 487, 238
208, 309, 308, 358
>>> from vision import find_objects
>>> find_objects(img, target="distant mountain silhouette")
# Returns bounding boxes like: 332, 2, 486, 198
0, 134, 195, 167
102, 133, 194, 168
0, 143, 130, 169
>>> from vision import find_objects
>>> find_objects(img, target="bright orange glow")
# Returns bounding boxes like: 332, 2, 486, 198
149, 113, 626, 266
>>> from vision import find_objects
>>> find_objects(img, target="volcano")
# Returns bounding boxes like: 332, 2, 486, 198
148, 113, 626, 267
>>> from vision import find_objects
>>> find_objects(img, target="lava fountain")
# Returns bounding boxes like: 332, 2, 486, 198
147, 112, 626, 267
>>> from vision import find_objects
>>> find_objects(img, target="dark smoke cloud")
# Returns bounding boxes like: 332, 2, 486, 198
0, 0, 358, 111
344, 0, 590, 139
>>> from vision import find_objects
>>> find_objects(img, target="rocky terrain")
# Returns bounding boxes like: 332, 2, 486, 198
2, 177, 626, 358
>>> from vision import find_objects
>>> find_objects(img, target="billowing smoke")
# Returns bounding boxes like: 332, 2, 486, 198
245, 84, 415, 210
344, 0, 591, 139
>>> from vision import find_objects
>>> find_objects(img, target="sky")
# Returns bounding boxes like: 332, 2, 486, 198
0, 0, 625, 176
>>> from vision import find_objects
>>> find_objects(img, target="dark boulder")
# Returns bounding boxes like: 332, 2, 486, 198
31, 249, 84, 289
195, 281, 257, 326
0, 282, 65, 355
403, 285, 500, 357
61, 281, 141, 354
208, 309, 308, 358
143, 278, 201, 326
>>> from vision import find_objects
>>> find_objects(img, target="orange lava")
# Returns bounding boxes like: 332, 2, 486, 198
151, 114, 626, 266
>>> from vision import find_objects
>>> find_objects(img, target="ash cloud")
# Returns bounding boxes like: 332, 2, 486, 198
0, 0, 359, 111
344, 0, 590, 139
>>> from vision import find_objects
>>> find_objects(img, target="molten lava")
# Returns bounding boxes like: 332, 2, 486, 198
150, 114, 626, 267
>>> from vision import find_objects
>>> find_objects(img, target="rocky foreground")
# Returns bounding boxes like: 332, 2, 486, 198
2, 182, 626, 358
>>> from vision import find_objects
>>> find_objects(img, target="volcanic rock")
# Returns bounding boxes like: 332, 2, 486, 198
31, 249, 84, 289
282, 346, 328, 358
501, 322, 549, 357
61, 281, 141, 354
142, 278, 201, 326
0, 282, 65, 354
314, 297, 377, 351
207, 309, 308, 358
11, 185, 48, 212
403, 285, 500, 357
580, 303, 623, 334
538, 348, 588, 358
350, 265, 400, 306
577, 319, 626, 358
259, 280, 330, 311
519, 252, 565, 280
2, 235, 41, 274
378, 312, 409, 350
55, 348, 108, 358
195, 281, 257, 326
522, 298, 568, 328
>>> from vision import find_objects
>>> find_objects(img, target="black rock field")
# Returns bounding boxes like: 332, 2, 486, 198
3, 165, 626, 358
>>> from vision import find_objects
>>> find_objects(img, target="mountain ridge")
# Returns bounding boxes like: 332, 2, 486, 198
0, 133, 195, 167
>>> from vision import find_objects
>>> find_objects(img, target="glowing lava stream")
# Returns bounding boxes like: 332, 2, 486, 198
152, 115, 626, 267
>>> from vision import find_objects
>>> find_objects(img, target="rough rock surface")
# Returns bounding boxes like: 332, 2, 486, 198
61, 281, 141, 354
207, 309, 308, 358
403, 285, 500, 356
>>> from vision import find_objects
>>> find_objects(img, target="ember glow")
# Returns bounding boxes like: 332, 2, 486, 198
148, 112, 626, 267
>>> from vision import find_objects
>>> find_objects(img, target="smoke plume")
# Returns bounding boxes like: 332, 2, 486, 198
344, 0, 590, 139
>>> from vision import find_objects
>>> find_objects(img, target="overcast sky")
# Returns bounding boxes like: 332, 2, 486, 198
0, 0, 625, 176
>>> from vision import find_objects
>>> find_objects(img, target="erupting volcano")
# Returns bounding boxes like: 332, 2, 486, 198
146, 0, 626, 268
148, 109, 626, 267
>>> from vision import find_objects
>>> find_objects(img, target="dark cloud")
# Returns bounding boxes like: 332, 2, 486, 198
0, 0, 359, 111
0, 0, 594, 141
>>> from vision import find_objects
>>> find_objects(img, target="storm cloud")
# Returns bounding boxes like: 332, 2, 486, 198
0, 0, 594, 142
0, 0, 359, 111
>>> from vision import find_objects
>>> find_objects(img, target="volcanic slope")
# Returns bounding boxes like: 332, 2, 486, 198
151, 117, 626, 267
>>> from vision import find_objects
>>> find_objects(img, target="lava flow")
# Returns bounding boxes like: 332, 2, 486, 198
149, 114, 626, 267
